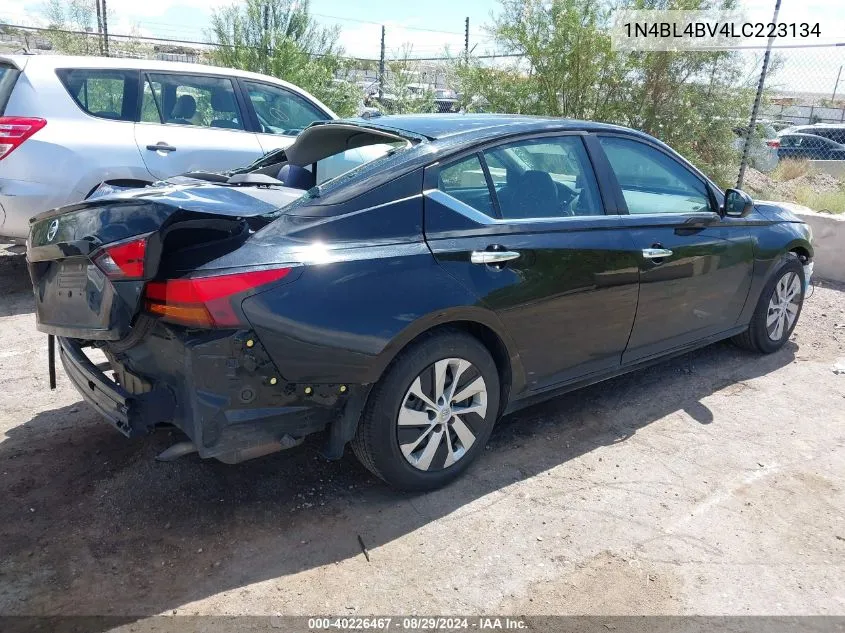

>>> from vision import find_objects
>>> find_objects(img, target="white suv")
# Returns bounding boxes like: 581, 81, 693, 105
0, 54, 338, 241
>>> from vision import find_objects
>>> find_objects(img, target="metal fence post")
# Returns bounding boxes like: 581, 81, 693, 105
379, 25, 385, 101
737, 0, 781, 189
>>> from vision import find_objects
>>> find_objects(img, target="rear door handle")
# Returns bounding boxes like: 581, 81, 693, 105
146, 143, 177, 153
642, 248, 673, 259
470, 250, 521, 265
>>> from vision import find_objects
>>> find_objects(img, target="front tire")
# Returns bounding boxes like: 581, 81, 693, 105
351, 331, 500, 491
732, 254, 805, 354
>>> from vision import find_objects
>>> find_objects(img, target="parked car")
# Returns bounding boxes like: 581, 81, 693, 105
0, 54, 336, 241
433, 88, 459, 113
28, 114, 813, 491
732, 121, 778, 172
775, 133, 845, 161
777, 123, 845, 145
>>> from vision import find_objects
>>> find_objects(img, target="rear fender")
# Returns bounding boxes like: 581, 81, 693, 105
241, 250, 525, 392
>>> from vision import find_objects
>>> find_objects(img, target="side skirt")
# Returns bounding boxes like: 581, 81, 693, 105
503, 324, 749, 416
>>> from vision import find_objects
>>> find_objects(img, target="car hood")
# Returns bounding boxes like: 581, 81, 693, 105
753, 201, 805, 223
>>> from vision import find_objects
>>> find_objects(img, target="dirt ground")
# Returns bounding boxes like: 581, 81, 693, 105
743, 166, 843, 203
1, 244, 844, 622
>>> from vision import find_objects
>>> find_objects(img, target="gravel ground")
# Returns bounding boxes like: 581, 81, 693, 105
0, 244, 844, 622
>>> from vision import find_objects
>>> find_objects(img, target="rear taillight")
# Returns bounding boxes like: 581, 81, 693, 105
0, 117, 47, 161
766, 139, 780, 148
93, 237, 148, 280
144, 267, 291, 328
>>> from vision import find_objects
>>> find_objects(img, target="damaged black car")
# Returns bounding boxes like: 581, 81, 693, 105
27, 114, 813, 490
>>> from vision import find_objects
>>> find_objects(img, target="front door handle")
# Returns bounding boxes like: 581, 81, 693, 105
470, 250, 521, 265
642, 248, 673, 259
146, 143, 177, 153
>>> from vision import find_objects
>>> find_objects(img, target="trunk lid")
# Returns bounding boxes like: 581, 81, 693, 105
28, 182, 303, 340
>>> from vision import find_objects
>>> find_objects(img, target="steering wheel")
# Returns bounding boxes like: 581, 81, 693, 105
269, 106, 290, 124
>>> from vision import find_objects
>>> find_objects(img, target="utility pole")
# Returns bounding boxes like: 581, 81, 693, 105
832, 65, 843, 103
95, 0, 103, 55
101, 0, 109, 57
464, 17, 469, 64
379, 25, 385, 101
737, 0, 780, 189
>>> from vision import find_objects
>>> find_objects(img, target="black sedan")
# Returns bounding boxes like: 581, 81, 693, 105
27, 114, 814, 490
776, 132, 845, 161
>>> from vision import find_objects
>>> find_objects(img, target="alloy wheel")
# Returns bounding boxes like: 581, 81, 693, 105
766, 271, 802, 341
397, 357, 488, 471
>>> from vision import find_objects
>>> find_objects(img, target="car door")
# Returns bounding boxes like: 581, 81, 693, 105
595, 135, 754, 364
424, 134, 640, 392
133, 72, 263, 180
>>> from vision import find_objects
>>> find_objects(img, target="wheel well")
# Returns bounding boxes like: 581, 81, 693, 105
790, 246, 811, 264
398, 321, 513, 416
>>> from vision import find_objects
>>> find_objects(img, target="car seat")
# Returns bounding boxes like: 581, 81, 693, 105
168, 95, 196, 125
277, 164, 316, 190
501, 170, 559, 219
209, 89, 241, 129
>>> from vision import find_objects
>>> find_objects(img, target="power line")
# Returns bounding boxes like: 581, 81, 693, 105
0, 21, 523, 64
0, 22, 381, 61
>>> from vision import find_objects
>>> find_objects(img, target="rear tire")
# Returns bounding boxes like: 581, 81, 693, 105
351, 330, 500, 491
732, 254, 805, 354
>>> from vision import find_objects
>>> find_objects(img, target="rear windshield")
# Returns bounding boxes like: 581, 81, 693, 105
0, 63, 21, 115
56, 68, 139, 121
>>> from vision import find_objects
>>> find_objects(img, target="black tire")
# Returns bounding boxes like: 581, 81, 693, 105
351, 330, 501, 491
732, 253, 805, 354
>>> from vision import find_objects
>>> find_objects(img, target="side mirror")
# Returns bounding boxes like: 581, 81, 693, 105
723, 188, 754, 217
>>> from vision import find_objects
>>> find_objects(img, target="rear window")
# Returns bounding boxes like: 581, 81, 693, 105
0, 64, 21, 114
56, 69, 139, 121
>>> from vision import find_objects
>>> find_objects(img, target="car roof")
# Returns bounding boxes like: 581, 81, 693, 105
342, 113, 635, 143
0, 54, 337, 117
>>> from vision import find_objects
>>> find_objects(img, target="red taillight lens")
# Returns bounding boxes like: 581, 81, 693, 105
144, 267, 291, 328
0, 117, 47, 161
766, 139, 780, 148
94, 237, 148, 279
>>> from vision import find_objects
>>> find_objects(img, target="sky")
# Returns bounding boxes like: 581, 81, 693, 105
0, 0, 502, 60
0, 0, 843, 93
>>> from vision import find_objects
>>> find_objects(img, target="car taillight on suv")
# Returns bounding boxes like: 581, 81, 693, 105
0, 117, 46, 160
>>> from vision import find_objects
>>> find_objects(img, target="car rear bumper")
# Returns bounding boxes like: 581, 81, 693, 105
59, 337, 175, 437
60, 325, 361, 462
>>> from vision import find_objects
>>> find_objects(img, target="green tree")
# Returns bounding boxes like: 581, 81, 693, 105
450, 0, 757, 185
379, 45, 436, 114
44, 0, 98, 55
208, 0, 360, 116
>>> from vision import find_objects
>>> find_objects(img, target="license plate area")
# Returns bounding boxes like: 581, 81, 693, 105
34, 258, 122, 338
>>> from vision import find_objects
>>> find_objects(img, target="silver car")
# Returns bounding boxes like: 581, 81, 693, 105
0, 54, 338, 241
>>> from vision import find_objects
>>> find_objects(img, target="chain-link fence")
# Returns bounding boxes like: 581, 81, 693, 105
736, 44, 845, 213
2, 21, 844, 211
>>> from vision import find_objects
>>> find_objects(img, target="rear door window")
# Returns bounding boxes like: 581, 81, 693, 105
483, 136, 604, 218
56, 69, 139, 121
142, 73, 245, 130
0, 63, 21, 114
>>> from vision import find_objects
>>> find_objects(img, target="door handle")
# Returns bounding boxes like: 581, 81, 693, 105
470, 250, 521, 265
146, 143, 177, 152
642, 248, 673, 259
